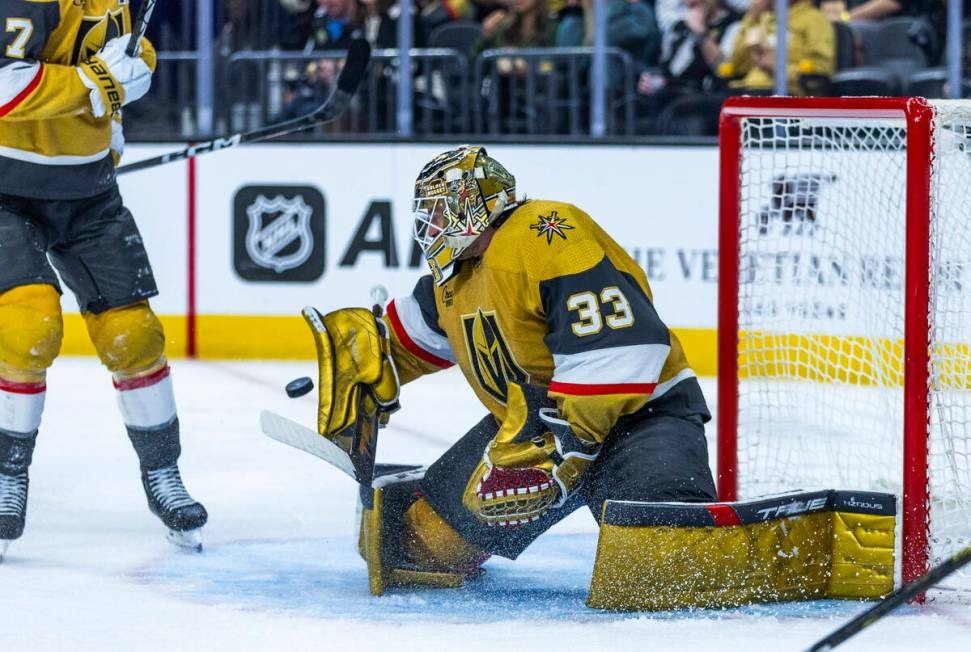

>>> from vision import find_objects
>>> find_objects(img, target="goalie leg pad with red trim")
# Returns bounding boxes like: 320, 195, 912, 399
587, 490, 896, 610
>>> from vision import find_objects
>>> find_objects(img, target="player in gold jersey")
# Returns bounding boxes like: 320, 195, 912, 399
0, 1, 206, 557
308, 146, 715, 584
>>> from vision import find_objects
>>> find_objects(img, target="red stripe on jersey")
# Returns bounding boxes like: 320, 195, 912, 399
706, 504, 742, 527
386, 300, 453, 370
547, 381, 657, 396
0, 377, 46, 395
0, 64, 44, 117
113, 365, 171, 391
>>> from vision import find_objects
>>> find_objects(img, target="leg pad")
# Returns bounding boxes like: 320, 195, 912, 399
587, 490, 896, 610
357, 467, 486, 596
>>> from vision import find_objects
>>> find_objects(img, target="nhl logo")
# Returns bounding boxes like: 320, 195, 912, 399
245, 194, 314, 273
233, 185, 326, 282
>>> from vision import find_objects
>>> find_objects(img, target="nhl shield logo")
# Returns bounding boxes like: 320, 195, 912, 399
233, 185, 326, 282
245, 194, 314, 273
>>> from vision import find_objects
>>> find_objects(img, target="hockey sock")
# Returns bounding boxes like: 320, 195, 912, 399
114, 365, 206, 533
0, 428, 37, 477
113, 365, 177, 446
127, 418, 181, 472
0, 376, 45, 438
113, 364, 182, 469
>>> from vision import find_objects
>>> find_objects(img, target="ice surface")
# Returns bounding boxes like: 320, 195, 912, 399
1, 358, 968, 651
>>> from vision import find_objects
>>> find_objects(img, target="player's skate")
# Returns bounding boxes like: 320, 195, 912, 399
0, 430, 36, 563
141, 463, 208, 552
0, 471, 28, 563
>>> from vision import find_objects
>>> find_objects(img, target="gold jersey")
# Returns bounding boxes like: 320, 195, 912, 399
385, 199, 706, 444
0, 0, 139, 199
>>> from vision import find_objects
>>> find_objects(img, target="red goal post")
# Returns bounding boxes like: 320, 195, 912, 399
717, 96, 971, 587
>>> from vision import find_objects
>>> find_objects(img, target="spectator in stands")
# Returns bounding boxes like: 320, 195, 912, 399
418, 0, 475, 36
305, 0, 364, 50
278, 1, 317, 49
820, 0, 953, 63
819, 0, 929, 23
655, 0, 748, 55
471, 0, 511, 22
473, 0, 555, 132
275, 0, 364, 122
720, 0, 834, 95
474, 0, 557, 54
300, 0, 364, 89
636, 0, 741, 129
358, 0, 429, 48
218, 0, 269, 51
554, 0, 661, 68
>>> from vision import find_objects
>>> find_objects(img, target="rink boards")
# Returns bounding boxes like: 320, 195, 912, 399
57, 142, 722, 368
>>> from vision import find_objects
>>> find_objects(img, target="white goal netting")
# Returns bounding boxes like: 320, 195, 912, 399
733, 101, 971, 593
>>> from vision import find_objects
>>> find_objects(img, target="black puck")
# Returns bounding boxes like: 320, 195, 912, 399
285, 377, 314, 398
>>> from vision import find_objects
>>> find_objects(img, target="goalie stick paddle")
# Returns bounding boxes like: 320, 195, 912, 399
259, 410, 359, 481
126, 0, 159, 57
117, 38, 372, 175
805, 543, 971, 652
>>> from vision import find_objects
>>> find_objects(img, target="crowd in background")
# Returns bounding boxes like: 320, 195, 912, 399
137, 0, 968, 137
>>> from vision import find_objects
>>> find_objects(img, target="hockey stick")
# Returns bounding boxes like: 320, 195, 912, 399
805, 543, 971, 652
260, 411, 359, 480
126, 0, 158, 56
117, 38, 372, 175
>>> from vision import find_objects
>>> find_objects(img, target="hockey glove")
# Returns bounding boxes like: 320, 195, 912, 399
463, 383, 601, 528
303, 306, 400, 456
78, 34, 157, 118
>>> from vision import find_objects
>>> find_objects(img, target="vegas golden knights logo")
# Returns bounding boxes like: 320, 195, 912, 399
72, 10, 125, 65
462, 309, 527, 403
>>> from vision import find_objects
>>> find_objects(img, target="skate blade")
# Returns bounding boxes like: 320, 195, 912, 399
166, 528, 203, 553
0, 540, 8, 563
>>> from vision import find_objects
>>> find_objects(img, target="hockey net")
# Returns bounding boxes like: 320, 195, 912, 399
718, 97, 971, 598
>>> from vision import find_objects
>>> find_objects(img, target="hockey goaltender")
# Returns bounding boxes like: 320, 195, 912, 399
283, 146, 896, 610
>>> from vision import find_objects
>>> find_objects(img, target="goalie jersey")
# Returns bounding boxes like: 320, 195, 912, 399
385, 199, 708, 444
0, 0, 139, 199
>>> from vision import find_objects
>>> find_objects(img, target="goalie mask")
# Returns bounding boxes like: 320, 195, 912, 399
412, 146, 517, 285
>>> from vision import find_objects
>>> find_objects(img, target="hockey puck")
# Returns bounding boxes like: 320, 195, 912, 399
286, 377, 314, 398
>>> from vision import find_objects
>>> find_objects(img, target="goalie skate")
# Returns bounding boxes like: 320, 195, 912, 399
0, 539, 8, 563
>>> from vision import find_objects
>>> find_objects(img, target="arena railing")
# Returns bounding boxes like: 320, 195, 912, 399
124, 51, 201, 140
216, 48, 638, 139
222, 49, 472, 136
473, 47, 636, 137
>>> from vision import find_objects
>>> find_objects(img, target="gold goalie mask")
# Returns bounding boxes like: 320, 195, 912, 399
302, 306, 400, 456
412, 145, 518, 286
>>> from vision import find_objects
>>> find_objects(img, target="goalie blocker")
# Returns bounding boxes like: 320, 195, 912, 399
588, 489, 896, 610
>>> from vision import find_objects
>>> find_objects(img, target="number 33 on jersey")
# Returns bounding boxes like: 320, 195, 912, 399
384, 199, 704, 445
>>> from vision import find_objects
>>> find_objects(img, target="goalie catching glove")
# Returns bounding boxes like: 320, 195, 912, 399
303, 306, 400, 456
463, 383, 601, 527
